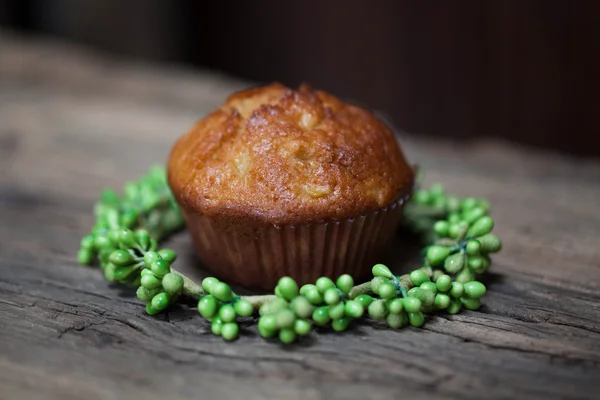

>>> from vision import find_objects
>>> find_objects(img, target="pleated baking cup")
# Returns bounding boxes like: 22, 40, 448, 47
182, 197, 409, 292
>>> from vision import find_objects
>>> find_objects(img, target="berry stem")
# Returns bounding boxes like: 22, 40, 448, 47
171, 267, 205, 300
348, 281, 372, 299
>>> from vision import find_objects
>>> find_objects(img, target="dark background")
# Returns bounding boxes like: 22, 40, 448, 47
1, 0, 599, 156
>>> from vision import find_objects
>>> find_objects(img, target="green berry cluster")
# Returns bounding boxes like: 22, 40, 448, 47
77, 165, 184, 268
136, 250, 184, 315
78, 166, 503, 346
197, 278, 254, 341
424, 195, 501, 284
256, 277, 314, 343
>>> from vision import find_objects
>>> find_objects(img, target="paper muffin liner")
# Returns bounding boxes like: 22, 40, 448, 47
182, 196, 409, 292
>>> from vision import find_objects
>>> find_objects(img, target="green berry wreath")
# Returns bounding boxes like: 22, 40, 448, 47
77, 165, 501, 343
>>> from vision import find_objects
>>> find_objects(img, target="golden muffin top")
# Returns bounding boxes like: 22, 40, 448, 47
167, 83, 414, 225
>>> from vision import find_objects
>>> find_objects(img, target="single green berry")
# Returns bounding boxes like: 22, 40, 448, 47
134, 229, 151, 250
464, 207, 487, 224
447, 213, 461, 224
444, 252, 466, 274
221, 322, 240, 341
312, 306, 331, 326
162, 273, 184, 295
434, 294, 451, 309
463, 281, 487, 299
77, 249, 94, 265
141, 274, 162, 290
331, 317, 351, 332
386, 312, 407, 329
323, 288, 341, 305
277, 277, 299, 300
299, 284, 317, 296
140, 268, 155, 278
402, 297, 422, 313
449, 282, 464, 298
202, 277, 219, 293
258, 315, 277, 337
447, 298, 462, 314
467, 255, 487, 273
378, 282, 396, 299
113, 266, 137, 281
478, 234, 502, 253
151, 292, 170, 311
103, 263, 116, 281
290, 296, 314, 319
211, 317, 223, 335
370, 277, 384, 295
315, 277, 336, 294
435, 274, 452, 292
328, 303, 345, 320
413, 189, 431, 204
372, 264, 393, 278
408, 311, 425, 327
143, 251, 161, 267
279, 328, 296, 344
456, 267, 474, 284
304, 287, 324, 305
234, 299, 254, 317
420, 281, 437, 293
212, 282, 233, 302
410, 269, 430, 286
108, 229, 123, 246
367, 299, 387, 320
449, 222, 469, 240
157, 249, 177, 264
198, 295, 219, 319
274, 283, 284, 298
355, 294, 375, 307
461, 297, 482, 311
258, 314, 277, 332
145, 303, 160, 315
150, 259, 170, 278
461, 197, 478, 212
80, 234, 96, 250
294, 319, 311, 336
121, 209, 138, 229
137, 286, 161, 303
275, 309, 296, 330
94, 234, 112, 249
386, 298, 404, 314
344, 300, 364, 318
336, 274, 354, 294
219, 304, 237, 323
466, 240, 481, 256
433, 220, 450, 237
105, 209, 120, 229
426, 246, 451, 266
408, 288, 435, 307
468, 216, 494, 237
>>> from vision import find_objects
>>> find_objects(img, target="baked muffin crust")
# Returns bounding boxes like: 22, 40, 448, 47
168, 83, 413, 225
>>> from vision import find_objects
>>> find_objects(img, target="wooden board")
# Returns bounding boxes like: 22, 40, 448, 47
1, 32, 599, 400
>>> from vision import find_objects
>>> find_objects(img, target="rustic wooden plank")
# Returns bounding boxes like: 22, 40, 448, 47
1, 32, 600, 400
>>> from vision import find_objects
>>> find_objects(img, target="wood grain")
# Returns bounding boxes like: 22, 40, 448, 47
1, 32, 599, 400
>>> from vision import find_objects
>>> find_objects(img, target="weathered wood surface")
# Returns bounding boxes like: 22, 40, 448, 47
1, 32, 600, 400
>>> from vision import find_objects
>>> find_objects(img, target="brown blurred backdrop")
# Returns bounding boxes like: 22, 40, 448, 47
1, 0, 599, 156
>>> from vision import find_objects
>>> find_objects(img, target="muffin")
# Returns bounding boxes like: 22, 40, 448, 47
167, 83, 414, 291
